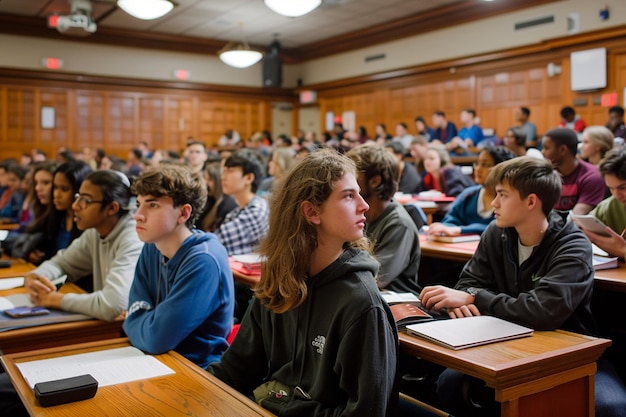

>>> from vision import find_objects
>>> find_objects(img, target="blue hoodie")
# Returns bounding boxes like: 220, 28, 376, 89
124, 230, 234, 368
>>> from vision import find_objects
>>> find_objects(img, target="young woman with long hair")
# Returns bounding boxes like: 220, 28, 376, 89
17, 160, 92, 264
209, 149, 398, 416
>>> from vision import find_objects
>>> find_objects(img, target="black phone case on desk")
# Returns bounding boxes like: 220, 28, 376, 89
34, 374, 98, 407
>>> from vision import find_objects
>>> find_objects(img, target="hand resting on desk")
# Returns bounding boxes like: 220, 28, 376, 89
427, 223, 462, 237
24, 273, 64, 309
420, 285, 481, 319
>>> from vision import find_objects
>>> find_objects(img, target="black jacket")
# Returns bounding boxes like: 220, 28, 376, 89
209, 248, 398, 416
456, 211, 596, 335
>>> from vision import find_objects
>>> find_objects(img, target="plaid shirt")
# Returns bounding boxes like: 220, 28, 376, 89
215, 196, 269, 255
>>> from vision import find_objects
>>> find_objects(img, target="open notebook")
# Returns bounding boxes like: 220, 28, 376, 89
406, 315, 533, 350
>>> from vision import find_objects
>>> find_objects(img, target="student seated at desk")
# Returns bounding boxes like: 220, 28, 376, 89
24, 170, 143, 321
124, 165, 234, 368
0, 164, 27, 224
215, 149, 269, 256
422, 144, 474, 197
215, 149, 268, 320
208, 150, 398, 416
420, 157, 626, 417
427, 146, 515, 237
347, 143, 421, 295
10, 161, 91, 265
581, 150, 626, 258
542, 127, 605, 215
384, 141, 424, 194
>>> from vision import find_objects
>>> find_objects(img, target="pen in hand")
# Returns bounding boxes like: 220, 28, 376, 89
621, 228, 626, 239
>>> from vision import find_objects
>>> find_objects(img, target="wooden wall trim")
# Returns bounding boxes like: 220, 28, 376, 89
305, 24, 626, 94
0, 0, 559, 65
0, 67, 295, 102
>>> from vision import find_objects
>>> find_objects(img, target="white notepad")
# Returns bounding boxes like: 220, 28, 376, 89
17, 346, 175, 388
406, 315, 533, 350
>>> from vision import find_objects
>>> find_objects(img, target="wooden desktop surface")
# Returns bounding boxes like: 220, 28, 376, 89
0, 223, 20, 230
419, 235, 477, 262
593, 262, 626, 293
0, 256, 35, 278
0, 284, 123, 354
400, 330, 611, 417
419, 237, 626, 291
1, 338, 276, 417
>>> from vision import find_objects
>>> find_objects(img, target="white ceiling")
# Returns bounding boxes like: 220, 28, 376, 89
0, 0, 465, 49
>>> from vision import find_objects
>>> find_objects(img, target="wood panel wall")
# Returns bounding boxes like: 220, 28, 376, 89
2, 25, 626, 161
0, 73, 290, 161
316, 25, 626, 142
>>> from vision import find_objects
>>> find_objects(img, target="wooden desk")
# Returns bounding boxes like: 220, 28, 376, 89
418, 238, 626, 292
0, 257, 35, 279
0, 284, 123, 354
0, 223, 20, 230
593, 262, 626, 293
419, 235, 477, 262
400, 330, 611, 417
1, 338, 275, 417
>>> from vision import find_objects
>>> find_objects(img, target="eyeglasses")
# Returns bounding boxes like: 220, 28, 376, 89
74, 193, 105, 209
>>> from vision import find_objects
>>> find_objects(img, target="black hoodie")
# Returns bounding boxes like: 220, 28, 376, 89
456, 211, 596, 335
209, 248, 398, 416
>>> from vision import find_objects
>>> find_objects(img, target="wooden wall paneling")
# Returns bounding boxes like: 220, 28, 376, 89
2, 88, 36, 160
617, 54, 626, 108
76, 91, 105, 156
39, 89, 69, 155
138, 95, 166, 153
0, 88, 5, 148
165, 96, 195, 154
105, 93, 138, 154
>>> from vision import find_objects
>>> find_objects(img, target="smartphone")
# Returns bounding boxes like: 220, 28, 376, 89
0, 260, 11, 268
4, 306, 50, 318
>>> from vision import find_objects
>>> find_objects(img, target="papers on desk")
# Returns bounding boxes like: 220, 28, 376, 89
230, 254, 264, 276
430, 234, 481, 243
593, 255, 619, 270
406, 315, 533, 350
17, 346, 175, 389
380, 291, 420, 305
0, 277, 24, 290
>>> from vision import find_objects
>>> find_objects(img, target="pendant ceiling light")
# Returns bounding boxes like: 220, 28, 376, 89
118, 0, 174, 20
264, 0, 322, 17
218, 24, 263, 69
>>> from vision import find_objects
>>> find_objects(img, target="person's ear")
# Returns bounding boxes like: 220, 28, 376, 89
369, 175, 382, 190
106, 201, 120, 216
179, 203, 192, 224
526, 193, 539, 211
243, 172, 254, 186
301, 201, 321, 225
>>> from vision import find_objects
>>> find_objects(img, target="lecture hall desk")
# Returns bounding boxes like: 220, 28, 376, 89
400, 330, 610, 417
1, 338, 276, 417
0, 284, 123, 354
418, 237, 626, 292
0, 256, 36, 279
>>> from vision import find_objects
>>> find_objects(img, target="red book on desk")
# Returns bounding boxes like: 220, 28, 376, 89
228, 257, 262, 277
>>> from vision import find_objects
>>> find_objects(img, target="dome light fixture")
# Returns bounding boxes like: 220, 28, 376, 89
218, 24, 263, 69
264, 0, 321, 17
219, 46, 263, 69
117, 0, 174, 21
